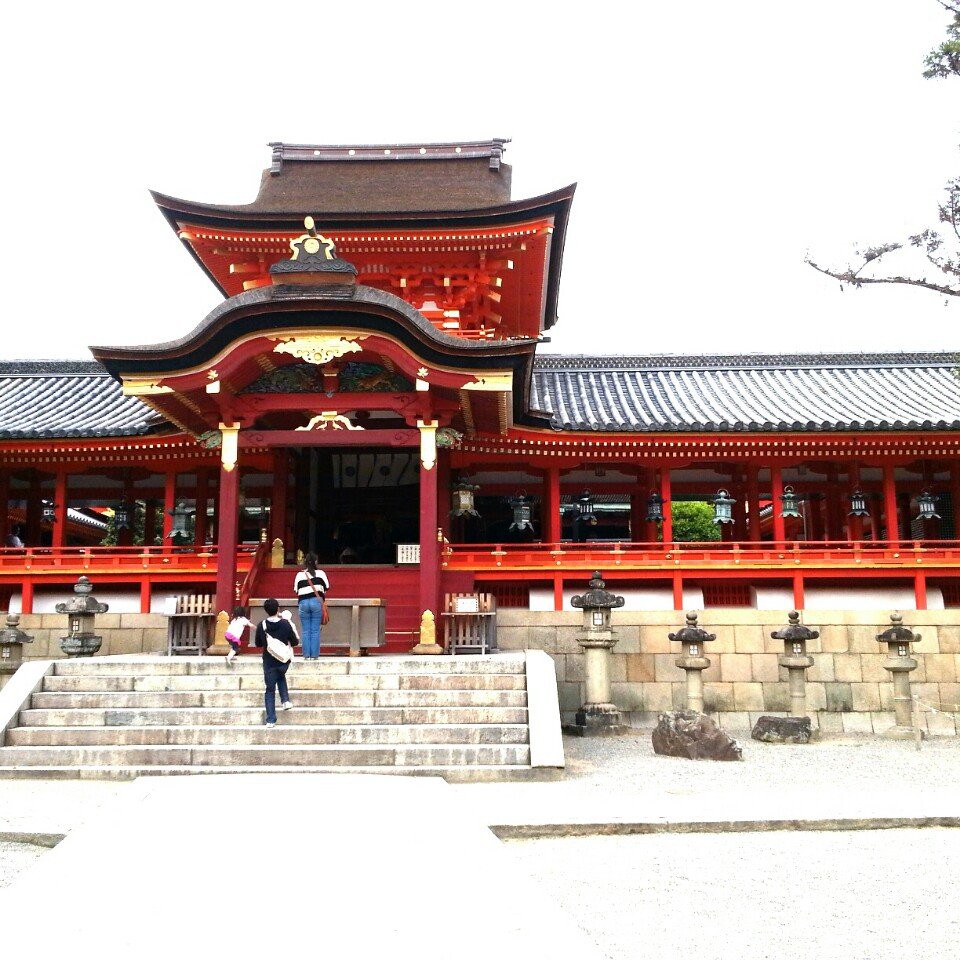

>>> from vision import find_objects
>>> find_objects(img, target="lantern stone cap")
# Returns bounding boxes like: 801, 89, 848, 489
877, 612, 920, 645
571, 571, 625, 610
0, 612, 32, 645
54, 576, 110, 615
669, 611, 717, 644
771, 610, 820, 642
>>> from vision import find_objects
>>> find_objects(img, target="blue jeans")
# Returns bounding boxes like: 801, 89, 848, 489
299, 597, 322, 658
263, 657, 289, 722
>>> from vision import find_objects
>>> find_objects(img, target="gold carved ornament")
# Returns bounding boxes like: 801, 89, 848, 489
272, 335, 365, 366
295, 412, 364, 431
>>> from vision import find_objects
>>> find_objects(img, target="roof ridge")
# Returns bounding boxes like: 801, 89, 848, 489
533, 351, 960, 370
0, 360, 109, 377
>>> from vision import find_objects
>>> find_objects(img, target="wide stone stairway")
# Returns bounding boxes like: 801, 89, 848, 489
0, 653, 562, 780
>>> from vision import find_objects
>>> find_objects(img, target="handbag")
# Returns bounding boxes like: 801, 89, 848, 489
263, 623, 293, 663
307, 574, 330, 626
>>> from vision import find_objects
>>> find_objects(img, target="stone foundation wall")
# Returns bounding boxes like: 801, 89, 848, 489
496, 609, 960, 736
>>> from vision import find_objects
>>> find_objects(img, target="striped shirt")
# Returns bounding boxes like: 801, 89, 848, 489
294, 569, 330, 600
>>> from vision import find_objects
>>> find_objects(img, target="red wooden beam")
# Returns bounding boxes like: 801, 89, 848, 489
240, 429, 419, 448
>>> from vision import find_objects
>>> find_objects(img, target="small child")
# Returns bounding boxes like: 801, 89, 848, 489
224, 606, 254, 664
279, 609, 301, 654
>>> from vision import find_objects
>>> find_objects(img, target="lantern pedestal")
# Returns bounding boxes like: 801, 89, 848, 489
780, 654, 816, 718
675, 655, 711, 713
669, 612, 716, 713
56, 577, 108, 659
877, 613, 924, 740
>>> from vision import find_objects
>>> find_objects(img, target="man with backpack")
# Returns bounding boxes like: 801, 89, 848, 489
254, 598, 296, 727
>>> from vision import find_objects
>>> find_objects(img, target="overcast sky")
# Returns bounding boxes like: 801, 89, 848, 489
2, 1, 956, 359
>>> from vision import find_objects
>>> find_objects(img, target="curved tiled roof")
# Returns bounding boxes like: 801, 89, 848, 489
0, 362, 166, 439
531, 352, 960, 432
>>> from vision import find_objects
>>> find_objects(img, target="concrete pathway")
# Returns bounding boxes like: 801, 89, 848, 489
0, 774, 606, 960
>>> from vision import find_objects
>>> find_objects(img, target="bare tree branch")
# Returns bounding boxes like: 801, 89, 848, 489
806, 258, 960, 296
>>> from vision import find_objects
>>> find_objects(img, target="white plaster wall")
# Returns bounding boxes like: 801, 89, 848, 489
804, 586, 945, 611
8, 590, 187, 615
529, 586, 703, 611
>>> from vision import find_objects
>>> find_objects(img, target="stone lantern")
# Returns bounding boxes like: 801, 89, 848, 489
669, 612, 715, 713
772, 611, 818, 718
0, 612, 33, 675
877, 612, 922, 740
56, 576, 109, 658
567, 571, 625, 736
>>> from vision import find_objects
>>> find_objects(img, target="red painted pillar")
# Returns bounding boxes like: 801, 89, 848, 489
914, 572, 928, 611
0, 471, 9, 543
52, 470, 68, 548
771, 465, 786, 543
544, 466, 561, 544
25, 474, 41, 546
21, 580, 33, 615
672, 573, 683, 611
747, 466, 761, 542
214, 462, 239, 614
792, 573, 805, 610
418, 438, 440, 635
162, 471, 176, 541
269, 452, 288, 545
883, 464, 899, 547
661, 468, 673, 545
553, 574, 564, 612
951, 464, 960, 541
437, 449, 452, 542
194, 469, 209, 547
140, 580, 152, 614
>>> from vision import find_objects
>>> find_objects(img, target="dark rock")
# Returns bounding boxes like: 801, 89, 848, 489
651, 710, 743, 761
751, 715, 813, 744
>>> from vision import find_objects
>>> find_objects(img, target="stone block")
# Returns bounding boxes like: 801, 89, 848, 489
107, 631, 145, 655
851, 683, 881, 712
937, 682, 960, 712
671, 683, 687, 710
654, 653, 683, 682
761, 683, 790, 712
719, 654, 752, 682
817, 712, 843, 734
558, 682, 582, 712
700, 656, 721, 682
651, 710, 743, 760
806, 683, 827, 711
870, 712, 897, 734
878, 682, 896, 711
824, 682, 853, 712
734, 624, 764, 653
860, 655, 889, 683
141, 628, 169, 652
925, 654, 958, 682
551, 654, 565, 683
613, 625, 641, 653
709, 626, 736, 654
848, 626, 881, 654
609, 682, 645, 713
751, 654, 780, 683
717, 711, 751, 731
914, 683, 941, 708
703, 682, 735, 712
841, 713, 874, 734
807, 654, 835, 683
495, 627, 530, 651
833, 654, 862, 683
637, 626, 672, 654
818, 625, 850, 653
564, 655, 586, 683
626, 653, 656, 683
912, 627, 939, 655
609, 655, 627, 683
555, 627, 584, 655
733, 682, 764, 712
937, 626, 960, 654
641, 682, 675, 712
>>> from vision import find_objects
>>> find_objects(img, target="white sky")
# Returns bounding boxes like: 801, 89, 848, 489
2, 0, 956, 359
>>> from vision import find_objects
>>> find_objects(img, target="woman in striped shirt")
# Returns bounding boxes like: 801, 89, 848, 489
294, 553, 329, 660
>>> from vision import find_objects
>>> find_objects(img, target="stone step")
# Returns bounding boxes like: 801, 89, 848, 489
18, 705, 529, 727
0, 743, 531, 768
42, 673, 526, 693
6, 723, 530, 746
29, 689, 527, 710
52, 655, 526, 677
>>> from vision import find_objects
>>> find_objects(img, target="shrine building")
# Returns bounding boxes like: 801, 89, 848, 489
5, 139, 960, 654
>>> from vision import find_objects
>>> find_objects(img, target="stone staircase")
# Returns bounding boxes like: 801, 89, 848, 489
0, 653, 563, 780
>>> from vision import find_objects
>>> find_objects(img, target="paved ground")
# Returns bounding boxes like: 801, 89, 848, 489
0, 841, 45, 889
508, 828, 960, 960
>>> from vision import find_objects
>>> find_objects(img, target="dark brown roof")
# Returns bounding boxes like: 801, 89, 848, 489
158, 139, 513, 216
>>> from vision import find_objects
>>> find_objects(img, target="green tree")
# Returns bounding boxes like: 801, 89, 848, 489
807, 2, 959, 298
671, 501, 721, 542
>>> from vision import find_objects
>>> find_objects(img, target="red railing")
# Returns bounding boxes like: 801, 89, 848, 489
238, 540, 270, 605
442, 539, 960, 572
0, 545, 258, 576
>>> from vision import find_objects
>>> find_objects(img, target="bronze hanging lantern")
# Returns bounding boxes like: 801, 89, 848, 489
114, 501, 133, 531
451, 481, 480, 518
848, 488, 870, 518
167, 500, 193, 545
576, 490, 598, 525
712, 489, 736, 525
915, 490, 940, 522
780, 485, 802, 519
645, 491, 664, 524
508, 492, 535, 533
41, 501, 57, 525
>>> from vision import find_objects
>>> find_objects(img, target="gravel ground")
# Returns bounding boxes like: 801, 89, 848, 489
0, 841, 46, 889
508, 828, 960, 960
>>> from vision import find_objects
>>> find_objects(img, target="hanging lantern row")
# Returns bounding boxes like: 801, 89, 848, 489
451, 481, 480, 518
916, 490, 940, 522
848, 488, 871, 518
575, 490, 598, 525
508, 492, 535, 532
712, 489, 736, 525
41, 501, 57, 525
167, 500, 194, 545
114, 501, 133, 532
646, 492, 664, 524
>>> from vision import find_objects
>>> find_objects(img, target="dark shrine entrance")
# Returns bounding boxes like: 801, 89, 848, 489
291, 447, 420, 564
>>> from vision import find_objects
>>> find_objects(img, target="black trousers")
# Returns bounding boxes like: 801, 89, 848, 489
263, 657, 290, 722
